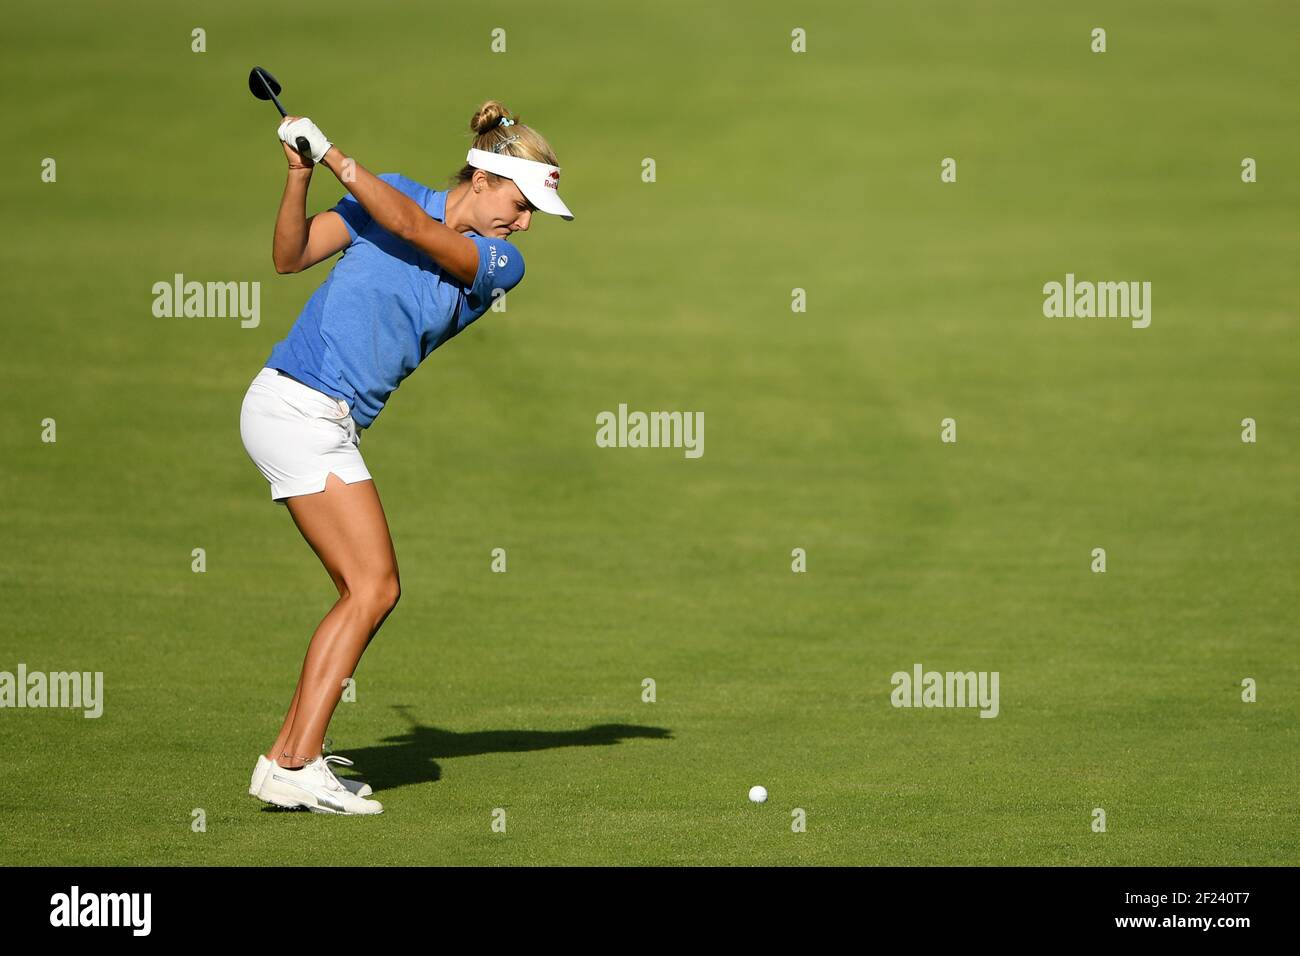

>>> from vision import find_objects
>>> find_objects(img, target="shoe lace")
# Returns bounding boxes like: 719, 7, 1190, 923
320, 754, 355, 791
306, 755, 347, 792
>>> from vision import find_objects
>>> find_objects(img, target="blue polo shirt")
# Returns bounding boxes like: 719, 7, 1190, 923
265, 174, 525, 429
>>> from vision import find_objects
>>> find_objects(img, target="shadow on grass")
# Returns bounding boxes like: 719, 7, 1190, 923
319, 705, 672, 792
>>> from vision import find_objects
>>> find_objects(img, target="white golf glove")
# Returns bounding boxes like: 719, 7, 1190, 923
278, 116, 333, 164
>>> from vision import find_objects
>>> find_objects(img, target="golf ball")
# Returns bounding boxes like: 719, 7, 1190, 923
748, 785, 768, 803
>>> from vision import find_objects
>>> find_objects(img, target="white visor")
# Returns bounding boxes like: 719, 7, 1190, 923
466, 147, 573, 221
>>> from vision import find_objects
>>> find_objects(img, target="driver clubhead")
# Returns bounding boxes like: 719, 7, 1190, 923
248, 66, 281, 100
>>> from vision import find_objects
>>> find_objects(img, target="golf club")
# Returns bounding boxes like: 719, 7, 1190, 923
248, 66, 314, 162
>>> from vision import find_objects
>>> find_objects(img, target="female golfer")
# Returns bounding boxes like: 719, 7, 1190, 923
239, 101, 573, 814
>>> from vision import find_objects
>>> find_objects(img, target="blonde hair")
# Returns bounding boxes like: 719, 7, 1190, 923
450, 100, 559, 191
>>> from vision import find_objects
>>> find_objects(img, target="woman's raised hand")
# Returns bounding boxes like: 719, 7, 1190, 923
277, 115, 333, 166
279, 116, 310, 168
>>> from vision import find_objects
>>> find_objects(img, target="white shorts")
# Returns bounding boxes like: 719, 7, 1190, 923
239, 367, 372, 505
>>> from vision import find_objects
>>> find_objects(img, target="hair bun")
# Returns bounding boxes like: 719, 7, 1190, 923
470, 101, 513, 135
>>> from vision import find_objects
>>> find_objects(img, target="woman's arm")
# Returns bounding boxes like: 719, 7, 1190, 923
271, 123, 352, 274
271, 164, 312, 273
318, 145, 479, 286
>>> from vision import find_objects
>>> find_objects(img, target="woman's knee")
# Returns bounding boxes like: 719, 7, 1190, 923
347, 570, 400, 616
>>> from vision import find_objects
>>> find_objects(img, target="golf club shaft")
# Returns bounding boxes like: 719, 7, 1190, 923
254, 69, 316, 164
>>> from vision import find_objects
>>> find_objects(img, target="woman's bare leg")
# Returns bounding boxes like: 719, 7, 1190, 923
264, 675, 306, 763
269, 472, 400, 768
265, 555, 346, 761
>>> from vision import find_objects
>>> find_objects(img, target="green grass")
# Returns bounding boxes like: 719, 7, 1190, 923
1, 0, 1297, 865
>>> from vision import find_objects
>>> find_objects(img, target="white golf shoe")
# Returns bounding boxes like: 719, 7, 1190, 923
249, 753, 373, 799
254, 756, 383, 815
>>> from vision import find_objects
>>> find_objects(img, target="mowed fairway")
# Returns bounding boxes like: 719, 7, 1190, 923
2, 1, 1297, 865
